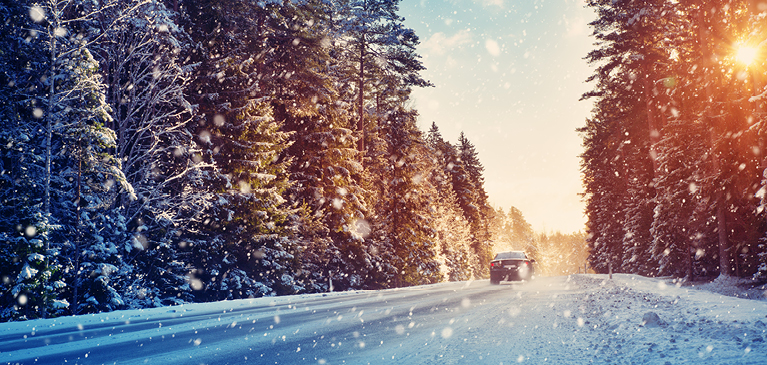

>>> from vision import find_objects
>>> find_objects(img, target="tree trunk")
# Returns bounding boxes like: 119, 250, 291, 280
697, 8, 730, 277
643, 66, 661, 173
42, 3, 59, 319
73, 146, 82, 315
45, 9, 55, 219
357, 35, 365, 156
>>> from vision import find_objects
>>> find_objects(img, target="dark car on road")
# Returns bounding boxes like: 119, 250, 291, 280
490, 251, 535, 284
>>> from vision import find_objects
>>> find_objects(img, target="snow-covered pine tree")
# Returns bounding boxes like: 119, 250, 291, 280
651, 118, 708, 278
643, 5, 719, 279
621, 148, 655, 276
582, 0, 767, 278
371, 108, 441, 286
578, 106, 628, 274
355, 66, 444, 286
0, 1, 68, 321
430, 184, 473, 281
425, 123, 474, 281
610, 62, 661, 276
488, 206, 540, 268
185, 98, 297, 300
505, 207, 536, 253
455, 132, 493, 277
258, 0, 381, 292
750, 8, 767, 282
357, 115, 401, 288
611, 0, 677, 276
45, 4, 135, 315
10, 0, 136, 316
182, 0, 303, 299
333, 0, 432, 153
488, 207, 512, 252
285, 103, 372, 291
426, 127, 488, 278
564, 232, 589, 274
533, 232, 588, 276
581, 0, 672, 275
677, 1, 764, 278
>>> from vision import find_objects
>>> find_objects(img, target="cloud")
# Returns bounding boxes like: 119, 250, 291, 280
563, 16, 588, 38
472, 0, 505, 7
421, 30, 473, 57
485, 39, 501, 56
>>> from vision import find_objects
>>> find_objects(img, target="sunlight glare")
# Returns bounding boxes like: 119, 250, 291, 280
735, 45, 758, 65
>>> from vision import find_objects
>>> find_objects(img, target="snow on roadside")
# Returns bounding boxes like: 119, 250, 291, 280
686, 275, 767, 301
0, 288, 372, 338
569, 274, 767, 364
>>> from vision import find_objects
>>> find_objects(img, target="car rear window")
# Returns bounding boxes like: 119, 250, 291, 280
494, 251, 526, 260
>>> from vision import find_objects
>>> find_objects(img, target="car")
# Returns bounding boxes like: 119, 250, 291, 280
489, 251, 535, 284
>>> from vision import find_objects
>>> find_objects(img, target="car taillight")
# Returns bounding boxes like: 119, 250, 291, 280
490, 261, 498, 267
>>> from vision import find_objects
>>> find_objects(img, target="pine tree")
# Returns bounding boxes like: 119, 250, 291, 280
182, 0, 317, 299
430, 185, 474, 281
746, 3, 767, 282
333, 0, 432, 153
662, 1, 763, 278
579, 106, 628, 274
371, 108, 441, 286
621, 147, 655, 276
651, 119, 708, 277
0, 0, 136, 317
182, 97, 298, 300
44, 0, 136, 314
534, 232, 588, 276
425, 122, 474, 281
455, 132, 493, 277
582, 0, 767, 279
0, 1, 64, 320
581, 0, 669, 274
287, 108, 371, 291
239, 0, 383, 292
506, 207, 535, 251
681, 0, 752, 277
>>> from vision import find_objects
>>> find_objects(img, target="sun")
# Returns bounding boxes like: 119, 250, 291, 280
735, 45, 758, 65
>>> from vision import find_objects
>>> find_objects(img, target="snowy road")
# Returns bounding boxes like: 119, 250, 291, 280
2, 274, 766, 364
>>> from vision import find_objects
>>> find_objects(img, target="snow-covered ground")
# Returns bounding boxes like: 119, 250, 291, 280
1, 274, 766, 364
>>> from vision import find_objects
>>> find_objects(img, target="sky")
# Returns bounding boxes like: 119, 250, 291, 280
399, 0, 596, 233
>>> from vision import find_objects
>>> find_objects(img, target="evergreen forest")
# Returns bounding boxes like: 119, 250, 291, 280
581, 0, 767, 282
0, 0, 585, 321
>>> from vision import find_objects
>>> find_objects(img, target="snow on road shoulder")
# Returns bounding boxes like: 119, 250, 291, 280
687, 275, 767, 301
0, 286, 385, 338
0, 288, 382, 363
570, 274, 767, 364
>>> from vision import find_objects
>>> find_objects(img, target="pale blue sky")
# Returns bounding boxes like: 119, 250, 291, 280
400, 0, 595, 233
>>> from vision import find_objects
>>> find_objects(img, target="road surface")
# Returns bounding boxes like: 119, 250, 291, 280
2, 275, 766, 364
